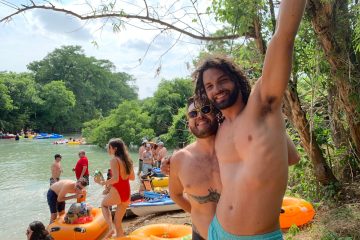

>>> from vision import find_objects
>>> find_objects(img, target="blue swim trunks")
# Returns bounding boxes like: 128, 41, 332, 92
208, 215, 283, 240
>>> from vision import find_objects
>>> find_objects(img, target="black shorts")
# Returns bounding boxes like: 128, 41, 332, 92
193, 229, 205, 240
47, 189, 65, 214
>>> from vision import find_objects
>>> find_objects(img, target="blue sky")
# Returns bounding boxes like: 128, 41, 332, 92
0, 1, 213, 99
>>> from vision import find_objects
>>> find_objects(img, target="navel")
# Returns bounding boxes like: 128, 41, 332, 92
228, 205, 233, 210
248, 135, 252, 141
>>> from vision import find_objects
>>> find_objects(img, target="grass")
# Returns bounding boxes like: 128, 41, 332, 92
283, 181, 360, 240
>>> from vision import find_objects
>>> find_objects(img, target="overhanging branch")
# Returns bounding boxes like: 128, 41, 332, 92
0, 2, 240, 41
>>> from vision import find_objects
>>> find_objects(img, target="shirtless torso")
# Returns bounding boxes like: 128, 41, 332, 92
196, 0, 306, 236
51, 160, 62, 179
170, 141, 221, 238
215, 82, 288, 234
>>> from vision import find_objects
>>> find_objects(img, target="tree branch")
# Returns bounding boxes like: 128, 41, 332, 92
0, 2, 240, 41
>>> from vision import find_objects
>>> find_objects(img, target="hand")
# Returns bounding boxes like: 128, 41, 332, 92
160, 156, 171, 175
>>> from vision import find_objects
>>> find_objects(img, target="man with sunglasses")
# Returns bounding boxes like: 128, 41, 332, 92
192, 0, 306, 239
168, 96, 220, 240
47, 178, 88, 223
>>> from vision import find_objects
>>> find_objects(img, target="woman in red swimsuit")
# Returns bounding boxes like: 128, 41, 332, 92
99, 138, 135, 238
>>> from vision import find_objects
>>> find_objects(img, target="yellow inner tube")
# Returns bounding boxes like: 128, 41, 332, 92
130, 224, 192, 239
151, 177, 169, 187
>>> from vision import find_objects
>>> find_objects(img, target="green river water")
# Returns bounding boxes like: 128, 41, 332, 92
0, 137, 141, 240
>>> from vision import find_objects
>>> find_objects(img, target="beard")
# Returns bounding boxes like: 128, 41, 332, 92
189, 119, 218, 138
211, 86, 239, 110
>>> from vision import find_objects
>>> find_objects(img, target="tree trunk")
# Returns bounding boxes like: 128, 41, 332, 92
327, 84, 348, 148
307, 0, 360, 156
264, 1, 338, 185
284, 83, 338, 185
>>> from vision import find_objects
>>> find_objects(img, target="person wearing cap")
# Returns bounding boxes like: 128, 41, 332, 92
137, 140, 147, 176
141, 143, 154, 175
50, 154, 63, 186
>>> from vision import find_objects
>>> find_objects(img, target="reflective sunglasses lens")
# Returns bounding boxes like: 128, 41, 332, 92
201, 106, 211, 114
188, 111, 198, 118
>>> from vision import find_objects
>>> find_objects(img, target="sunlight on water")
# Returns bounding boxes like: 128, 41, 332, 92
0, 138, 140, 240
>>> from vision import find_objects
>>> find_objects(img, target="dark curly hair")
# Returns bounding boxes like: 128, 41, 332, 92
28, 221, 53, 240
193, 54, 251, 107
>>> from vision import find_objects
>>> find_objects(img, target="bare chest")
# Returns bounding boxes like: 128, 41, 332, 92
178, 156, 221, 194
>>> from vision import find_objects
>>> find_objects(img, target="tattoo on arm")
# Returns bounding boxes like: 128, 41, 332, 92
188, 188, 220, 204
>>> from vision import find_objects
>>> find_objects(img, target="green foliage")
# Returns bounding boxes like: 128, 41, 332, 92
27, 45, 137, 131
0, 72, 42, 131
82, 100, 155, 148
147, 78, 193, 136
160, 107, 193, 148
37, 80, 76, 131
211, 0, 265, 36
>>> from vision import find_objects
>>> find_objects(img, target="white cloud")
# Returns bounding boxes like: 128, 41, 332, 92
0, 0, 214, 99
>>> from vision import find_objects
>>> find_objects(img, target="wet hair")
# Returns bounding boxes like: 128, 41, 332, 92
28, 221, 53, 240
77, 178, 88, 187
193, 54, 251, 106
108, 138, 133, 175
54, 154, 61, 159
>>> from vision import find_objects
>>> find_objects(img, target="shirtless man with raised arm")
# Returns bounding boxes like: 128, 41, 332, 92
192, 0, 307, 238
166, 97, 300, 239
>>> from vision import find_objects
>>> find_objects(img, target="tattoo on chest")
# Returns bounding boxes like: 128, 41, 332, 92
188, 188, 220, 204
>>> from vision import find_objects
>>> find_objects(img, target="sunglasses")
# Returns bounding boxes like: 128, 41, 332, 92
76, 184, 84, 190
188, 105, 212, 119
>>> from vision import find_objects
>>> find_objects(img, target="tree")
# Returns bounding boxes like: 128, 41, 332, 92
83, 100, 155, 147
146, 78, 193, 136
38, 80, 76, 132
306, 0, 360, 157
27, 45, 138, 131
0, 72, 42, 132
161, 106, 193, 148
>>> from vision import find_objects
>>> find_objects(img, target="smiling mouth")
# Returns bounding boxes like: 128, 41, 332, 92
196, 119, 210, 127
214, 91, 228, 102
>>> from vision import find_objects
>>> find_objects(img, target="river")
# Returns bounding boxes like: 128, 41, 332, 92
0, 137, 141, 240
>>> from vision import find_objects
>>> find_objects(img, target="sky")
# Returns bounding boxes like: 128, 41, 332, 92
0, 0, 219, 99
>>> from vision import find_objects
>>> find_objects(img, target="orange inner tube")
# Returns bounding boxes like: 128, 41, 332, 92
280, 197, 315, 228
130, 224, 192, 239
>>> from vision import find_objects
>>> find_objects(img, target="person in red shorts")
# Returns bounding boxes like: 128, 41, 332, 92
73, 150, 89, 185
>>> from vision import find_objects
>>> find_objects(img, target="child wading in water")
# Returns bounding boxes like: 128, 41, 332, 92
96, 138, 135, 238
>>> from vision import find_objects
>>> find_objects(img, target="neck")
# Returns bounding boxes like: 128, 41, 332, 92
195, 135, 216, 154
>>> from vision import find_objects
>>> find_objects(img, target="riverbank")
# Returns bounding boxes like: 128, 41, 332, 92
119, 181, 360, 239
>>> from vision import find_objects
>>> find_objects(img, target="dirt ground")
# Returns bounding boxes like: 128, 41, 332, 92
122, 210, 191, 235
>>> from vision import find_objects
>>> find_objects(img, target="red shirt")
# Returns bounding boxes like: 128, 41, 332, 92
74, 156, 89, 179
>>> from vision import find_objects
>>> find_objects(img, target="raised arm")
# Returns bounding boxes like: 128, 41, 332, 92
260, 0, 307, 109
286, 133, 300, 166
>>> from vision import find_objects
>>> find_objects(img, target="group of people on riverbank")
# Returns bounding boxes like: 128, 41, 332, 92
137, 140, 168, 176
29, 0, 306, 238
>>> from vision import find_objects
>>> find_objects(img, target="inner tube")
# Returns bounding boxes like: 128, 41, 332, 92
280, 197, 315, 228
130, 224, 192, 240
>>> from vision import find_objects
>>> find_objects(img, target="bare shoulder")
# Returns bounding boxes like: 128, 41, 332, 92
171, 145, 194, 165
